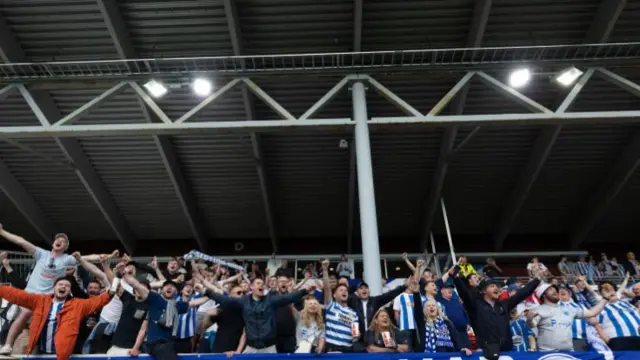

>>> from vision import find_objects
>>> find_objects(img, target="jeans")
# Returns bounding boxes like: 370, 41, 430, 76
82, 319, 117, 354
148, 340, 180, 360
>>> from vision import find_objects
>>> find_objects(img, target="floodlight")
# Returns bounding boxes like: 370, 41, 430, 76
555, 67, 583, 86
509, 68, 531, 88
192, 78, 212, 97
143, 80, 168, 98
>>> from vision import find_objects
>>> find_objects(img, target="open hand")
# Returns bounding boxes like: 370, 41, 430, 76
401, 253, 408, 261
461, 348, 472, 356
321, 259, 330, 269
416, 259, 425, 267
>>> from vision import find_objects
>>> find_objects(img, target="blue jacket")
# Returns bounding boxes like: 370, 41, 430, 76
436, 296, 469, 331
207, 290, 305, 349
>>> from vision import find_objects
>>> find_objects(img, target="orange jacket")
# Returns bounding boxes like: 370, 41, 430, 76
0, 285, 112, 360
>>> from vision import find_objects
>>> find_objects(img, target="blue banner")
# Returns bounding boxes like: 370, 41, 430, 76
20, 352, 640, 360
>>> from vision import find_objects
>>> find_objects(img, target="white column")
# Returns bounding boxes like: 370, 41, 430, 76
352, 80, 383, 296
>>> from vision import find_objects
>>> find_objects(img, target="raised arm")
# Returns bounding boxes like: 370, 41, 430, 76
0, 285, 41, 310
129, 319, 148, 357
150, 257, 166, 281
272, 289, 308, 307
123, 273, 150, 300
507, 278, 542, 311
81, 249, 119, 262
72, 252, 110, 289
205, 290, 244, 309
453, 269, 476, 315
582, 298, 610, 318
1, 252, 27, 289
188, 296, 210, 309
0, 225, 37, 255
372, 282, 407, 309
79, 290, 113, 316
401, 253, 417, 273
321, 259, 332, 305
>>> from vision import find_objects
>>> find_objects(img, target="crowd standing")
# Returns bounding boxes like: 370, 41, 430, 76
0, 224, 639, 360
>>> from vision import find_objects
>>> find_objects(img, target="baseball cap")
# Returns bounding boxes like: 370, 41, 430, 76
478, 279, 498, 291
357, 281, 369, 288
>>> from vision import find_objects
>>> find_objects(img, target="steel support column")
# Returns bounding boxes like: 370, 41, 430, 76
352, 81, 383, 296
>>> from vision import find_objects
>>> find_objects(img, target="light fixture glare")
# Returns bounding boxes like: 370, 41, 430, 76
143, 80, 168, 98
192, 78, 213, 97
555, 67, 584, 86
509, 68, 531, 88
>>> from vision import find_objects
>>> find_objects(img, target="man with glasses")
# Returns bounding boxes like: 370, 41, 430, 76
0, 224, 117, 355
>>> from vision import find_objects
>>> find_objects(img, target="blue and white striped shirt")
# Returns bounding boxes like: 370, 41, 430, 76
325, 300, 358, 347
510, 319, 532, 352
393, 293, 415, 331
40, 300, 64, 354
598, 301, 640, 339
559, 301, 587, 339
175, 293, 202, 339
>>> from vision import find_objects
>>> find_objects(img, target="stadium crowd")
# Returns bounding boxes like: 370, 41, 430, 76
0, 224, 639, 360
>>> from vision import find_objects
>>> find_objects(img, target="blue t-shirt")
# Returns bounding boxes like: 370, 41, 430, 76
146, 292, 189, 343
25, 247, 77, 294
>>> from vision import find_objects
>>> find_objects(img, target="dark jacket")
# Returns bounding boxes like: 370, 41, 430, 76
454, 276, 540, 352
435, 296, 469, 331
412, 292, 465, 352
622, 260, 638, 276
207, 290, 305, 349
347, 285, 407, 340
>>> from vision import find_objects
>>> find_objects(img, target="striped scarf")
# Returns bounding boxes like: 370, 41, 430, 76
424, 317, 453, 352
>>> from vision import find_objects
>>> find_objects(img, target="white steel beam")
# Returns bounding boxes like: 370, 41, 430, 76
243, 78, 296, 121
175, 78, 241, 124
597, 68, 640, 97
420, 1, 491, 249
53, 82, 128, 126
99, 0, 209, 251
0, 84, 15, 102
128, 82, 172, 124
0, 159, 55, 245
427, 72, 476, 116
366, 76, 423, 117
493, 3, 625, 250
570, 130, 640, 249
299, 76, 351, 120
476, 72, 553, 114
346, 140, 356, 254
3, 111, 640, 138
224, 0, 278, 252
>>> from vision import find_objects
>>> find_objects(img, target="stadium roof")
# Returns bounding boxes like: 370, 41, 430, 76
1, 0, 640, 256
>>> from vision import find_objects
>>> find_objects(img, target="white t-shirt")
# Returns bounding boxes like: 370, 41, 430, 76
25, 247, 77, 294
533, 303, 584, 351
296, 319, 325, 346
526, 262, 547, 272
100, 295, 123, 324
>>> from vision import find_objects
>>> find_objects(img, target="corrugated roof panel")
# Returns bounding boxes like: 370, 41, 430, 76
0, 92, 40, 126
238, 0, 353, 54
0, 139, 114, 241
51, 87, 147, 125
591, 165, 640, 242
441, 126, 541, 234
172, 133, 269, 239
76, 136, 193, 240
372, 128, 442, 238
512, 124, 635, 234
571, 72, 640, 112
261, 130, 350, 238
484, 0, 599, 46
0, 191, 44, 245
1, 0, 118, 61
609, 0, 640, 42
119, 0, 234, 57
362, 0, 474, 50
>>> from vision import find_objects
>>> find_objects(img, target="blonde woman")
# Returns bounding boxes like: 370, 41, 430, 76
295, 297, 325, 354
413, 296, 472, 355
366, 309, 408, 353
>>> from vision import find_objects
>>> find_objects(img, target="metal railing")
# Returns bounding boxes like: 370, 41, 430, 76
1, 43, 640, 81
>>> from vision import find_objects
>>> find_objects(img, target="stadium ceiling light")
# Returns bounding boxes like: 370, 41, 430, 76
555, 67, 584, 87
143, 80, 168, 98
509, 68, 531, 88
192, 78, 213, 97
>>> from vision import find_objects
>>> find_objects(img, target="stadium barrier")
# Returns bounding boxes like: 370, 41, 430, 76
13, 351, 640, 360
